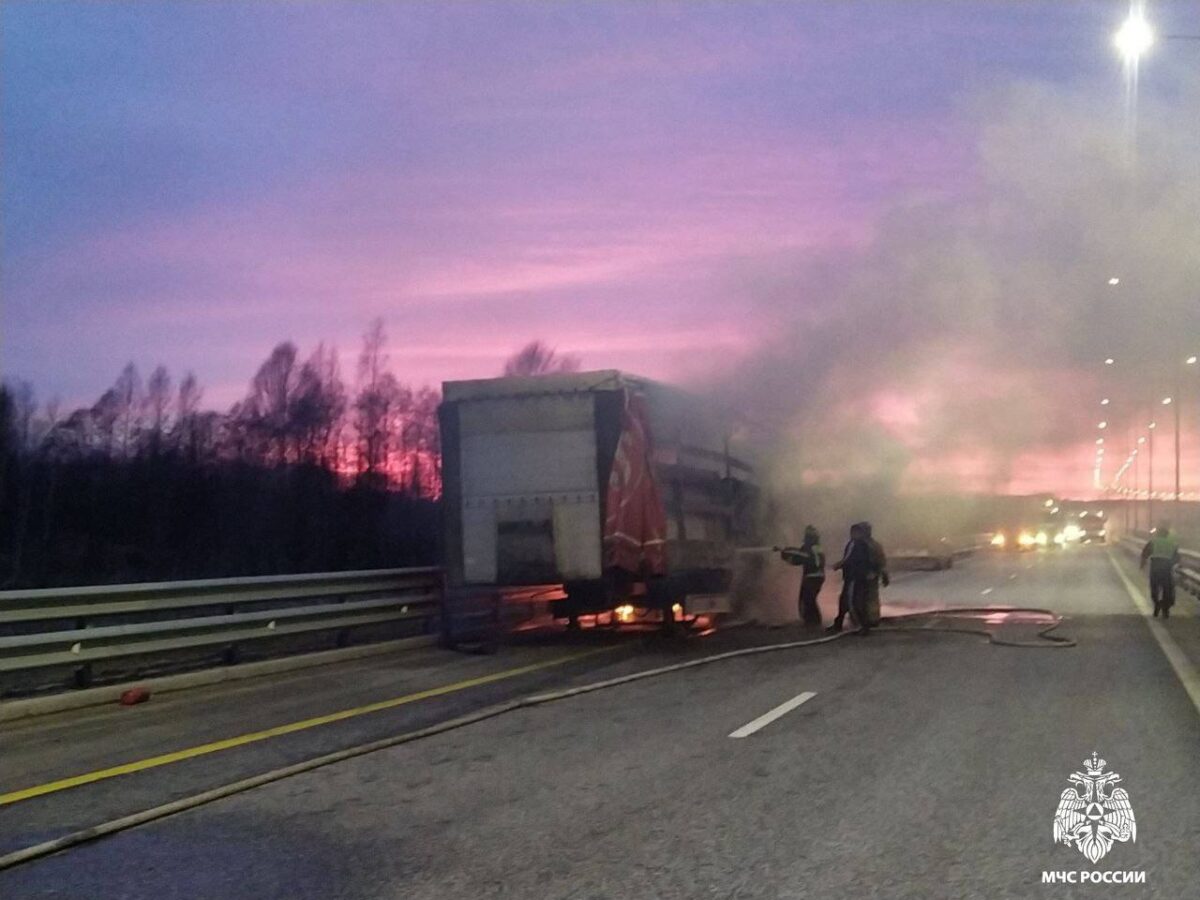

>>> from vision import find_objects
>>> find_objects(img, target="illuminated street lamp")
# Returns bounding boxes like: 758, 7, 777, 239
1105, 358, 1115, 366
1098, 421, 1108, 429
1101, 398, 1111, 405
1108, 277, 1121, 286
1115, 8, 1155, 62
1162, 396, 1172, 405
1148, 421, 1156, 526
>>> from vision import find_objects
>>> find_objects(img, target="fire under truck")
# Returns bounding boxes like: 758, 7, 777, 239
438, 371, 760, 632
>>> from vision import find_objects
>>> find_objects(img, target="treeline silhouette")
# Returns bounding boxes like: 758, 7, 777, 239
0, 321, 442, 589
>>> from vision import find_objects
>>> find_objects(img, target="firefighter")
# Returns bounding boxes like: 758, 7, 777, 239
828, 523, 871, 634
1140, 522, 1181, 618
777, 525, 825, 626
861, 521, 890, 628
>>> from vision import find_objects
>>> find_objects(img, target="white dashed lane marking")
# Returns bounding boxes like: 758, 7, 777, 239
729, 692, 817, 739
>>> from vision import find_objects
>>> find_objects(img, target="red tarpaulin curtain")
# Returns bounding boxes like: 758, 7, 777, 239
603, 390, 668, 576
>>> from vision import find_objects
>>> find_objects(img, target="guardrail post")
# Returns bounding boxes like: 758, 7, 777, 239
74, 663, 93, 689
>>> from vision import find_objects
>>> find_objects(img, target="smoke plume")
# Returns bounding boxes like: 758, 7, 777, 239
703, 76, 1200, 545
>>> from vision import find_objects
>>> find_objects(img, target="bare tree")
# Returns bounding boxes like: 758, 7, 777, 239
174, 372, 202, 457
292, 344, 346, 466
113, 363, 143, 458
143, 365, 172, 455
355, 320, 399, 481
6, 381, 37, 452
502, 340, 581, 376
241, 343, 300, 464
403, 386, 442, 497
91, 388, 121, 456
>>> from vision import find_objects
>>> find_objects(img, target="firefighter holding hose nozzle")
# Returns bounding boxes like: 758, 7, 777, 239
775, 525, 825, 626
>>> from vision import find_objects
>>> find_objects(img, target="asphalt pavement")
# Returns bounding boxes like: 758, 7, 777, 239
3, 545, 1199, 899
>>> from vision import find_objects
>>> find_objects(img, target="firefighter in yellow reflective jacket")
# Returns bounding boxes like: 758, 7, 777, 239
1140, 523, 1181, 618
778, 525, 825, 626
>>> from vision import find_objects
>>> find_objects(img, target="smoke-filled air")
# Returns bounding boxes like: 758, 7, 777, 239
707, 76, 1200, 545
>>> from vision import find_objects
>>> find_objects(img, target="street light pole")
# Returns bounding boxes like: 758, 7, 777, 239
1175, 388, 1181, 507
1134, 439, 1141, 531
1123, 428, 1131, 534
1190, 356, 1198, 511
1148, 424, 1154, 528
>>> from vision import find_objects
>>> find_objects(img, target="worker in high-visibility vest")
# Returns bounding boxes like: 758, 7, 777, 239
777, 525, 825, 626
1140, 523, 1181, 618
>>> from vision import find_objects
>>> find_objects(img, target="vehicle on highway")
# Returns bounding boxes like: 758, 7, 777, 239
439, 371, 759, 630
1076, 510, 1108, 544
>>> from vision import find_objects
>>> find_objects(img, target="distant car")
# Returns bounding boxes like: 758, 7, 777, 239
1075, 512, 1108, 544
1019, 530, 1044, 551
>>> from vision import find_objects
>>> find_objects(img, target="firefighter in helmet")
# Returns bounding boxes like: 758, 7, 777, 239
777, 525, 825, 626
860, 521, 890, 628
829, 522, 870, 634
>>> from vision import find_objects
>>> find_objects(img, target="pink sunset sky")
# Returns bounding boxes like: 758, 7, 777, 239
3, 2, 1199, 497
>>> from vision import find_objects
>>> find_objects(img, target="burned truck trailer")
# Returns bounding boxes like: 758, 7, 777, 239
438, 371, 759, 626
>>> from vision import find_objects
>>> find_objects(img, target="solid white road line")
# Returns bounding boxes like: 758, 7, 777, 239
1108, 551, 1200, 720
729, 692, 816, 739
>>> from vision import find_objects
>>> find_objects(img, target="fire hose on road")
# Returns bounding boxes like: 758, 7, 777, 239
0, 605, 1073, 872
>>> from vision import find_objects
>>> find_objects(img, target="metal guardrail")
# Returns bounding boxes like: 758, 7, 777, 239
0, 568, 443, 690
1118, 535, 1200, 600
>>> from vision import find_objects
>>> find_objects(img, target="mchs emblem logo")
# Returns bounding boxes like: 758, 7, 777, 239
1053, 752, 1136, 863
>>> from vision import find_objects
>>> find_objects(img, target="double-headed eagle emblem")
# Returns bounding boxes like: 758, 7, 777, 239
1053, 752, 1136, 863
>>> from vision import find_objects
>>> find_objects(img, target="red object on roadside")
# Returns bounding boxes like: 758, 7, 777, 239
119, 687, 150, 706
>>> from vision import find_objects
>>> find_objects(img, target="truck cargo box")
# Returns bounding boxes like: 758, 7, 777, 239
439, 371, 758, 620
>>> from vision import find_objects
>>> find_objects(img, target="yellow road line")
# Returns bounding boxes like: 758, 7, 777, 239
0, 647, 613, 807
1107, 550, 1200, 718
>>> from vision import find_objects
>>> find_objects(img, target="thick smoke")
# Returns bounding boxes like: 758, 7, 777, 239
705, 77, 1200, 548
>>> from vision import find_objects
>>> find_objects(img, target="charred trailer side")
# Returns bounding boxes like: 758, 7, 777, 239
438, 371, 759, 630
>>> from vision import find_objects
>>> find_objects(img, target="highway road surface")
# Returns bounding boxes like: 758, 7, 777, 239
3, 545, 1199, 898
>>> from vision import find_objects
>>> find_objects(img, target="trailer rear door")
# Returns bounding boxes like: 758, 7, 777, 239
456, 393, 603, 584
